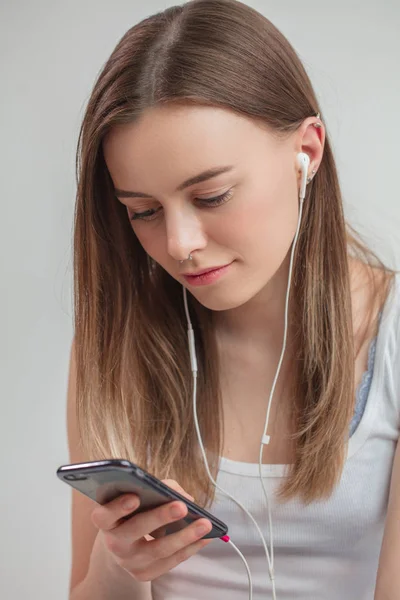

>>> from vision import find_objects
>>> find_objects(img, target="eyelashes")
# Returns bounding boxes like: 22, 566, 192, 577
129, 189, 234, 222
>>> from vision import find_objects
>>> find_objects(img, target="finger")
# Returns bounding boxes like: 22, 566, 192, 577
134, 537, 213, 582
91, 493, 140, 531
161, 479, 195, 502
129, 517, 213, 571
109, 499, 190, 556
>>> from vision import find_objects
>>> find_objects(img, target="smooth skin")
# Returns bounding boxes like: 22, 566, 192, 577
103, 103, 325, 350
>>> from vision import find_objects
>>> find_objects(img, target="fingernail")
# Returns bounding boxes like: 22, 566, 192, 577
196, 522, 209, 535
170, 504, 185, 518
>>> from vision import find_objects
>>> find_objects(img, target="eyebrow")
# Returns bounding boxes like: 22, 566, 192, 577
114, 165, 234, 199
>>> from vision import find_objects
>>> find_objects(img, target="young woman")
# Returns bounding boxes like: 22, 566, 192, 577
67, 1, 400, 599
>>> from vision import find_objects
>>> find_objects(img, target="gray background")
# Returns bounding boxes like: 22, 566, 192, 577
1, 1, 399, 598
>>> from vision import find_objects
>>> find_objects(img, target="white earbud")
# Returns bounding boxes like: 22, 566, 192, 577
296, 152, 310, 200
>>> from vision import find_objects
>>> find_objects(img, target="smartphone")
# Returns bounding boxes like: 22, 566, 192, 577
57, 458, 228, 540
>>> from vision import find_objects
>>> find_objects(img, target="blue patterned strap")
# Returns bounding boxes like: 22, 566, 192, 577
349, 309, 383, 437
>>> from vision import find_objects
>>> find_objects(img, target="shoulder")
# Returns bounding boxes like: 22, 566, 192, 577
349, 257, 394, 346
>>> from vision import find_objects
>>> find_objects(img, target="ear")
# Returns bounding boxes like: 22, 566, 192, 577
295, 116, 326, 180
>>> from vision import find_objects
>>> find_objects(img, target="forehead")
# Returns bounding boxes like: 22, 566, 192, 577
103, 104, 281, 192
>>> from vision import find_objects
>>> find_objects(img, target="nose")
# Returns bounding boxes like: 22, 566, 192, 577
165, 207, 207, 262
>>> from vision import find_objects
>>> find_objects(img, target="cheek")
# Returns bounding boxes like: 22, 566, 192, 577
228, 188, 299, 260
259, 191, 292, 233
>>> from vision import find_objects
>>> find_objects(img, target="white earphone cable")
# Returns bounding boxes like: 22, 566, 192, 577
182, 153, 310, 599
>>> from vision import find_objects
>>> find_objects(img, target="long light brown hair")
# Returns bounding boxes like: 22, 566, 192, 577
73, 0, 397, 506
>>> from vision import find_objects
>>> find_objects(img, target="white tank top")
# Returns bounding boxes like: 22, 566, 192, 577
152, 272, 400, 600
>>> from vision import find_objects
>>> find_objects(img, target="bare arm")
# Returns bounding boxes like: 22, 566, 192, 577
67, 338, 152, 600
374, 437, 400, 600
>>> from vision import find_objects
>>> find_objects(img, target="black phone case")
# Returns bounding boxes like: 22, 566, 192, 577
57, 458, 228, 540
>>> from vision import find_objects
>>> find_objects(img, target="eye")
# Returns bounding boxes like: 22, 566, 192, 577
129, 189, 234, 222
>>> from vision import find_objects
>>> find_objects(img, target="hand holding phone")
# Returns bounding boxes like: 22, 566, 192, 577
57, 459, 228, 583
92, 481, 215, 581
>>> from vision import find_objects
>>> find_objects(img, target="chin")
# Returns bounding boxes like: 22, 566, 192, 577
189, 287, 253, 312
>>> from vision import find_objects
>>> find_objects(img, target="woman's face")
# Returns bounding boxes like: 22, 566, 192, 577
103, 103, 316, 311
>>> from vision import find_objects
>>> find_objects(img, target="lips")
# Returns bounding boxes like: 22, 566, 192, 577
182, 262, 233, 286
183, 265, 226, 277
182, 264, 230, 276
